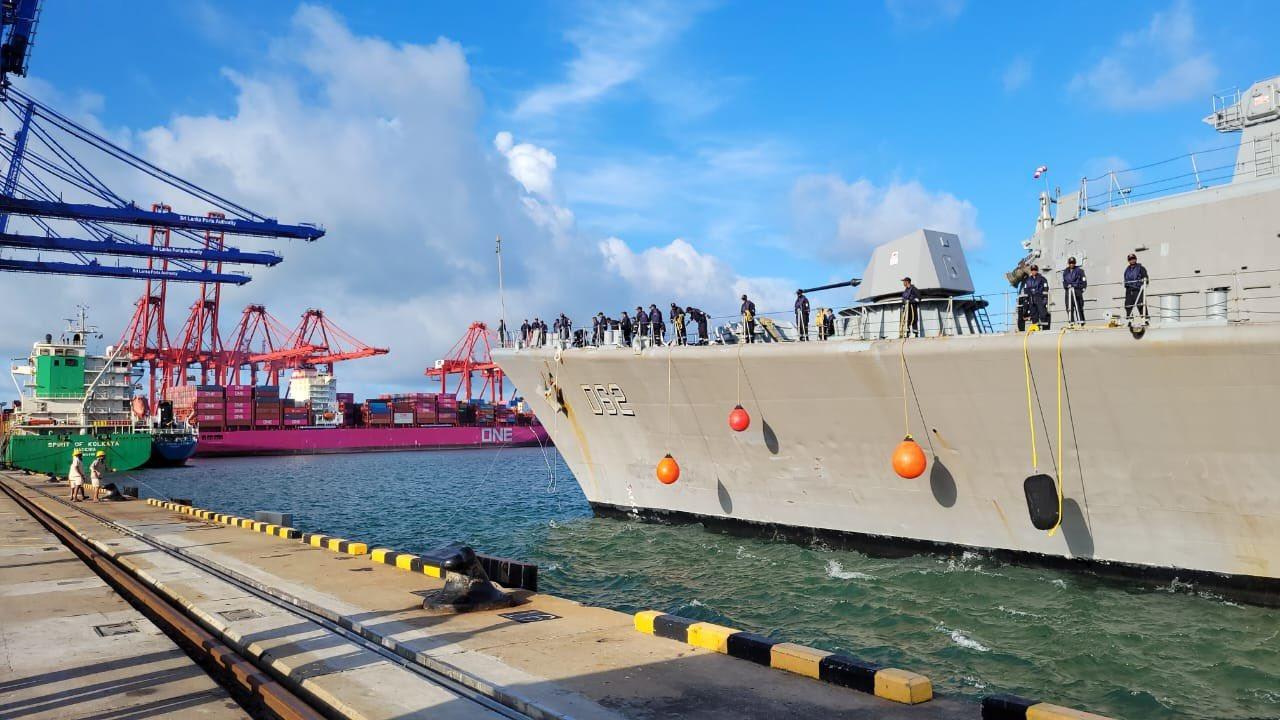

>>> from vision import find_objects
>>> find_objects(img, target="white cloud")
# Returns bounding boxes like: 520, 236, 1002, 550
1068, 1, 1216, 110
514, 1, 707, 117
790, 175, 983, 263
0, 5, 794, 401
493, 131, 558, 198
599, 236, 793, 314
1003, 56, 1031, 93
884, 0, 965, 28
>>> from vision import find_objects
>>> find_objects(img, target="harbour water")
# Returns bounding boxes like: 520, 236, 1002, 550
129, 449, 1280, 719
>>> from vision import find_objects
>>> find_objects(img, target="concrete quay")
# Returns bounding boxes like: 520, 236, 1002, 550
0, 485, 248, 720
0, 470, 995, 718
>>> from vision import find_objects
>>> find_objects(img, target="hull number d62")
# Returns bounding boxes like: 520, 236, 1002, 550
580, 384, 634, 417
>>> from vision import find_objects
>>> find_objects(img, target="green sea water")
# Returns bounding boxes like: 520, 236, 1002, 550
130, 448, 1280, 719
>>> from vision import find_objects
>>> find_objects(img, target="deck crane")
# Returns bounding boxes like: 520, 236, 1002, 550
425, 322, 506, 404
284, 309, 389, 374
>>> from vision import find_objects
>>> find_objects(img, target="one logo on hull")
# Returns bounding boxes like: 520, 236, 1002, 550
481, 427, 514, 443
580, 384, 634, 416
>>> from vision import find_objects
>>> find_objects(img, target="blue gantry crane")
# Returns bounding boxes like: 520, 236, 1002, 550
0, 2, 324, 283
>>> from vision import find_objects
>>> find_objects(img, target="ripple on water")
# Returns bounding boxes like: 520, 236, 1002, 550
134, 450, 1280, 720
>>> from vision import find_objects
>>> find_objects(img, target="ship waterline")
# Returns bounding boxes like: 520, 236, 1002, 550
494, 322, 1280, 599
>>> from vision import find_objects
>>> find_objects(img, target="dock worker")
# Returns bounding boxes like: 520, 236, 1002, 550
649, 304, 666, 344
1062, 257, 1086, 325
740, 294, 757, 343
635, 306, 648, 338
67, 449, 86, 502
670, 303, 687, 345
795, 290, 811, 341
686, 306, 709, 344
1022, 265, 1050, 329
90, 450, 107, 502
620, 311, 634, 345
520, 319, 530, 347
901, 277, 922, 337
1123, 253, 1149, 321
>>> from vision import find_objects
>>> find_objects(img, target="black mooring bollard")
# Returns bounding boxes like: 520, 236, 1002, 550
419, 543, 516, 613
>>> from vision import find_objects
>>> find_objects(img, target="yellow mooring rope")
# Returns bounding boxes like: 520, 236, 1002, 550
1022, 327, 1038, 471
900, 338, 911, 437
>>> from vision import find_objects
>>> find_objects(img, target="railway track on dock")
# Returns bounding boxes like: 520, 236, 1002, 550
0, 476, 536, 720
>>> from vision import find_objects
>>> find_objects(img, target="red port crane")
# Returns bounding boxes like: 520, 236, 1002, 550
425, 322, 505, 403
222, 305, 322, 386
285, 309, 388, 373
117, 204, 177, 407
171, 212, 229, 387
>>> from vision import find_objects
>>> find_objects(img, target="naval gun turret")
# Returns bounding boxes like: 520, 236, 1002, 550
836, 229, 989, 339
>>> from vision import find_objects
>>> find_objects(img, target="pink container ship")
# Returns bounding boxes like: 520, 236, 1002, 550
195, 423, 549, 457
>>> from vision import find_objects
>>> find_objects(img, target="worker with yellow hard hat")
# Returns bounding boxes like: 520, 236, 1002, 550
90, 450, 108, 502
68, 449, 87, 502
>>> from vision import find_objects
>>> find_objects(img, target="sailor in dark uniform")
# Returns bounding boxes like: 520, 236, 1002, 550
795, 290, 811, 341
620, 312, 633, 345
635, 306, 648, 338
740, 294, 757, 343
648, 305, 665, 344
901, 277, 921, 337
519, 319, 530, 347
670, 303, 687, 345
1062, 257, 1086, 325
1022, 264, 1050, 329
1123, 253, 1148, 321
686, 306, 709, 344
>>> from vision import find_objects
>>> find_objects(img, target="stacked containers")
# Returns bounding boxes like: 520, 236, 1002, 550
225, 385, 254, 427
496, 404, 515, 425
392, 399, 414, 425
437, 394, 458, 426
254, 385, 282, 427
414, 394, 438, 425
170, 385, 225, 428
364, 400, 392, 425
475, 400, 496, 426
283, 399, 309, 427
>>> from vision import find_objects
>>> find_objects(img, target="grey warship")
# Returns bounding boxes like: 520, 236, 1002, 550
493, 76, 1280, 602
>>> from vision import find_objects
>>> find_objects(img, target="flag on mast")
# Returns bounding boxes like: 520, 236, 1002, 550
1033, 165, 1048, 179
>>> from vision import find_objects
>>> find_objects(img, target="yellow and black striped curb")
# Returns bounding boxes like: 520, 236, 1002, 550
635, 611, 932, 705
147, 498, 300, 539
982, 694, 1113, 719
145, 497, 537, 591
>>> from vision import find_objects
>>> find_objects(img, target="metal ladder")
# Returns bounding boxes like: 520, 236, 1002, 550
1255, 133, 1275, 178
976, 305, 995, 333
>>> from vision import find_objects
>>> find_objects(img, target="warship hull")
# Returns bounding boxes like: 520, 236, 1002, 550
494, 323, 1280, 601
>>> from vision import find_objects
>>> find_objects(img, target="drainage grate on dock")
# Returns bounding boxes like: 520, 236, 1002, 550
217, 608, 264, 622
498, 610, 561, 624
94, 621, 139, 637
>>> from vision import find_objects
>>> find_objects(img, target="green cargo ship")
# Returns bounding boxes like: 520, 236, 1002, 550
2, 308, 154, 476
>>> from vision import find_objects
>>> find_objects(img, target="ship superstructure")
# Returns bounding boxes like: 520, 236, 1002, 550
493, 77, 1280, 601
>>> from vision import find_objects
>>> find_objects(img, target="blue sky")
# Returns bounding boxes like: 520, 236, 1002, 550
4, 0, 1277, 395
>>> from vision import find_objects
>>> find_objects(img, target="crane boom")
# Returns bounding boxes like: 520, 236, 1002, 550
0, 196, 324, 240
0, 231, 282, 264
0, 256, 250, 283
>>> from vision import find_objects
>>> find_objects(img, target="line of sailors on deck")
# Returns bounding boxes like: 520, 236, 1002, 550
516, 290, 836, 348
1009, 253, 1148, 332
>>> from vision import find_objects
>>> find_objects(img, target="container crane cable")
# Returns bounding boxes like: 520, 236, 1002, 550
4, 87, 269, 223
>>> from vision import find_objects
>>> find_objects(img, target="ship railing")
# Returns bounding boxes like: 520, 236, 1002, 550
973, 266, 1280, 333
1073, 136, 1270, 216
